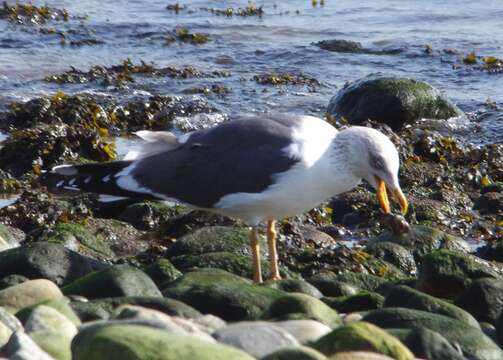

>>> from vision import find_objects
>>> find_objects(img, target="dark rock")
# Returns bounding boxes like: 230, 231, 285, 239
118, 201, 186, 230
162, 268, 284, 321
161, 211, 236, 239
417, 249, 499, 299
363, 307, 503, 360
308, 271, 389, 297
365, 242, 416, 274
0, 274, 29, 290
455, 278, 503, 325
385, 285, 479, 327
263, 293, 342, 328
323, 291, 385, 313
62, 264, 162, 299
388, 328, 465, 360
70, 296, 201, 322
327, 75, 461, 130
474, 192, 503, 215
0, 242, 106, 286
316, 39, 363, 53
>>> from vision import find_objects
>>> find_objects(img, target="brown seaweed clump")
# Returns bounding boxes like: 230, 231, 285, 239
253, 72, 320, 87
202, 4, 264, 17
167, 27, 209, 45
0, 2, 69, 24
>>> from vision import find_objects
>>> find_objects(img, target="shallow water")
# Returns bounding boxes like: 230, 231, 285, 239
0, 0, 502, 144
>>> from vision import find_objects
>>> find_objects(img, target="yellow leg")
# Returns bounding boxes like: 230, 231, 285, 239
250, 226, 263, 283
267, 220, 281, 281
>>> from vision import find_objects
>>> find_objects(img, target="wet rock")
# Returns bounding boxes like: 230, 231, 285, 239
273, 320, 331, 344
263, 293, 342, 328
474, 192, 503, 215
0, 279, 63, 313
365, 242, 416, 274
70, 296, 200, 322
162, 269, 284, 321
0, 331, 54, 360
334, 272, 390, 293
370, 225, 470, 261
113, 305, 214, 342
62, 264, 161, 299
144, 258, 182, 287
311, 321, 414, 359
417, 249, 499, 299
0, 224, 22, 251
118, 201, 185, 230
72, 324, 254, 360
388, 328, 465, 360
262, 346, 327, 360
363, 307, 503, 360
385, 285, 479, 327
213, 321, 299, 358
0, 242, 106, 286
160, 210, 237, 239
455, 278, 503, 324
327, 75, 461, 130
263, 279, 323, 298
315, 39, 363, 53
323, 291, 385, 313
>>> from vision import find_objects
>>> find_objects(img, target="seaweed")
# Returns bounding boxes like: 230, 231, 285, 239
253, 72, 320, 86
0, 1, 69, 24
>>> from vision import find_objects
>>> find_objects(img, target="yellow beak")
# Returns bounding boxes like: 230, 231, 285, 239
374, 176, 409, 215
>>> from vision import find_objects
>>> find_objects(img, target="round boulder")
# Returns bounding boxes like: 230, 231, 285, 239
327, 75, 461, 130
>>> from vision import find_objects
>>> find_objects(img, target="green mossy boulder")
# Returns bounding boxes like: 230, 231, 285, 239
308, 271, 388, 297
388, 327, 465, 360
323, 291, 384, 313
0, 279, 63, 313
144, 258, 182, 287
311, 321, 414, 359
162, 269, 284, 321
30, 330, 72, 360
0, 242, 106, 286
363, 307, 503, 360
365, 242, 416, 274
39, 222, 115, 260
70, 296, 201, 322
385, 285, 479, 327
263, 279, 323, 298
327, 75, 461, 130
264, 293, 342, 328
417, 249, 498, 298
71, 324, 254, 360
62, 264, 161, 299
17, 299, 81, 326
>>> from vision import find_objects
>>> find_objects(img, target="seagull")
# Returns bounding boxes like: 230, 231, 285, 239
49, 113, 408, 283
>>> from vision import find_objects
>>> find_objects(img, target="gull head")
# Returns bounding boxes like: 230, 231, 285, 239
337, 126, 408, 215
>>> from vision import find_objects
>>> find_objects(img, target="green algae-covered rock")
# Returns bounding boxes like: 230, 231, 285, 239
17, 299, 81, 326
388, 327, 465, 360
162, 269, 284, 321
62, 264, 161, 299
365, 242, 416, 274
263, 279, 323, 298
39, 222, 114, 260
371, 225, 469, 261
167, 226, 259, 257
327, 75, 461, 130
363, 307, 503, 360
31, 331, 72, 360
72, 324, 254, 360
0, 279, 63, 313
417, 249, 498, 298
385, 285, 479, 327
311, 321, 414, 359
0, 242, 106, 286
323, 291, 384, 313
308, 272, 388, 297
329, 352, 395, 360
261, 346, 327, 360
70, 296, 201, 322
264, 293, 342, 328
144, 258, 182, 287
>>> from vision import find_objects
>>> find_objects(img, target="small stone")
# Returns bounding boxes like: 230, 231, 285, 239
0, 279, 63, 313
273, 320, 331, 343
213, 321, 299, 358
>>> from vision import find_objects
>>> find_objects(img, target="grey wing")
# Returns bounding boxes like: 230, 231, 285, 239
129, 117, 300, 208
